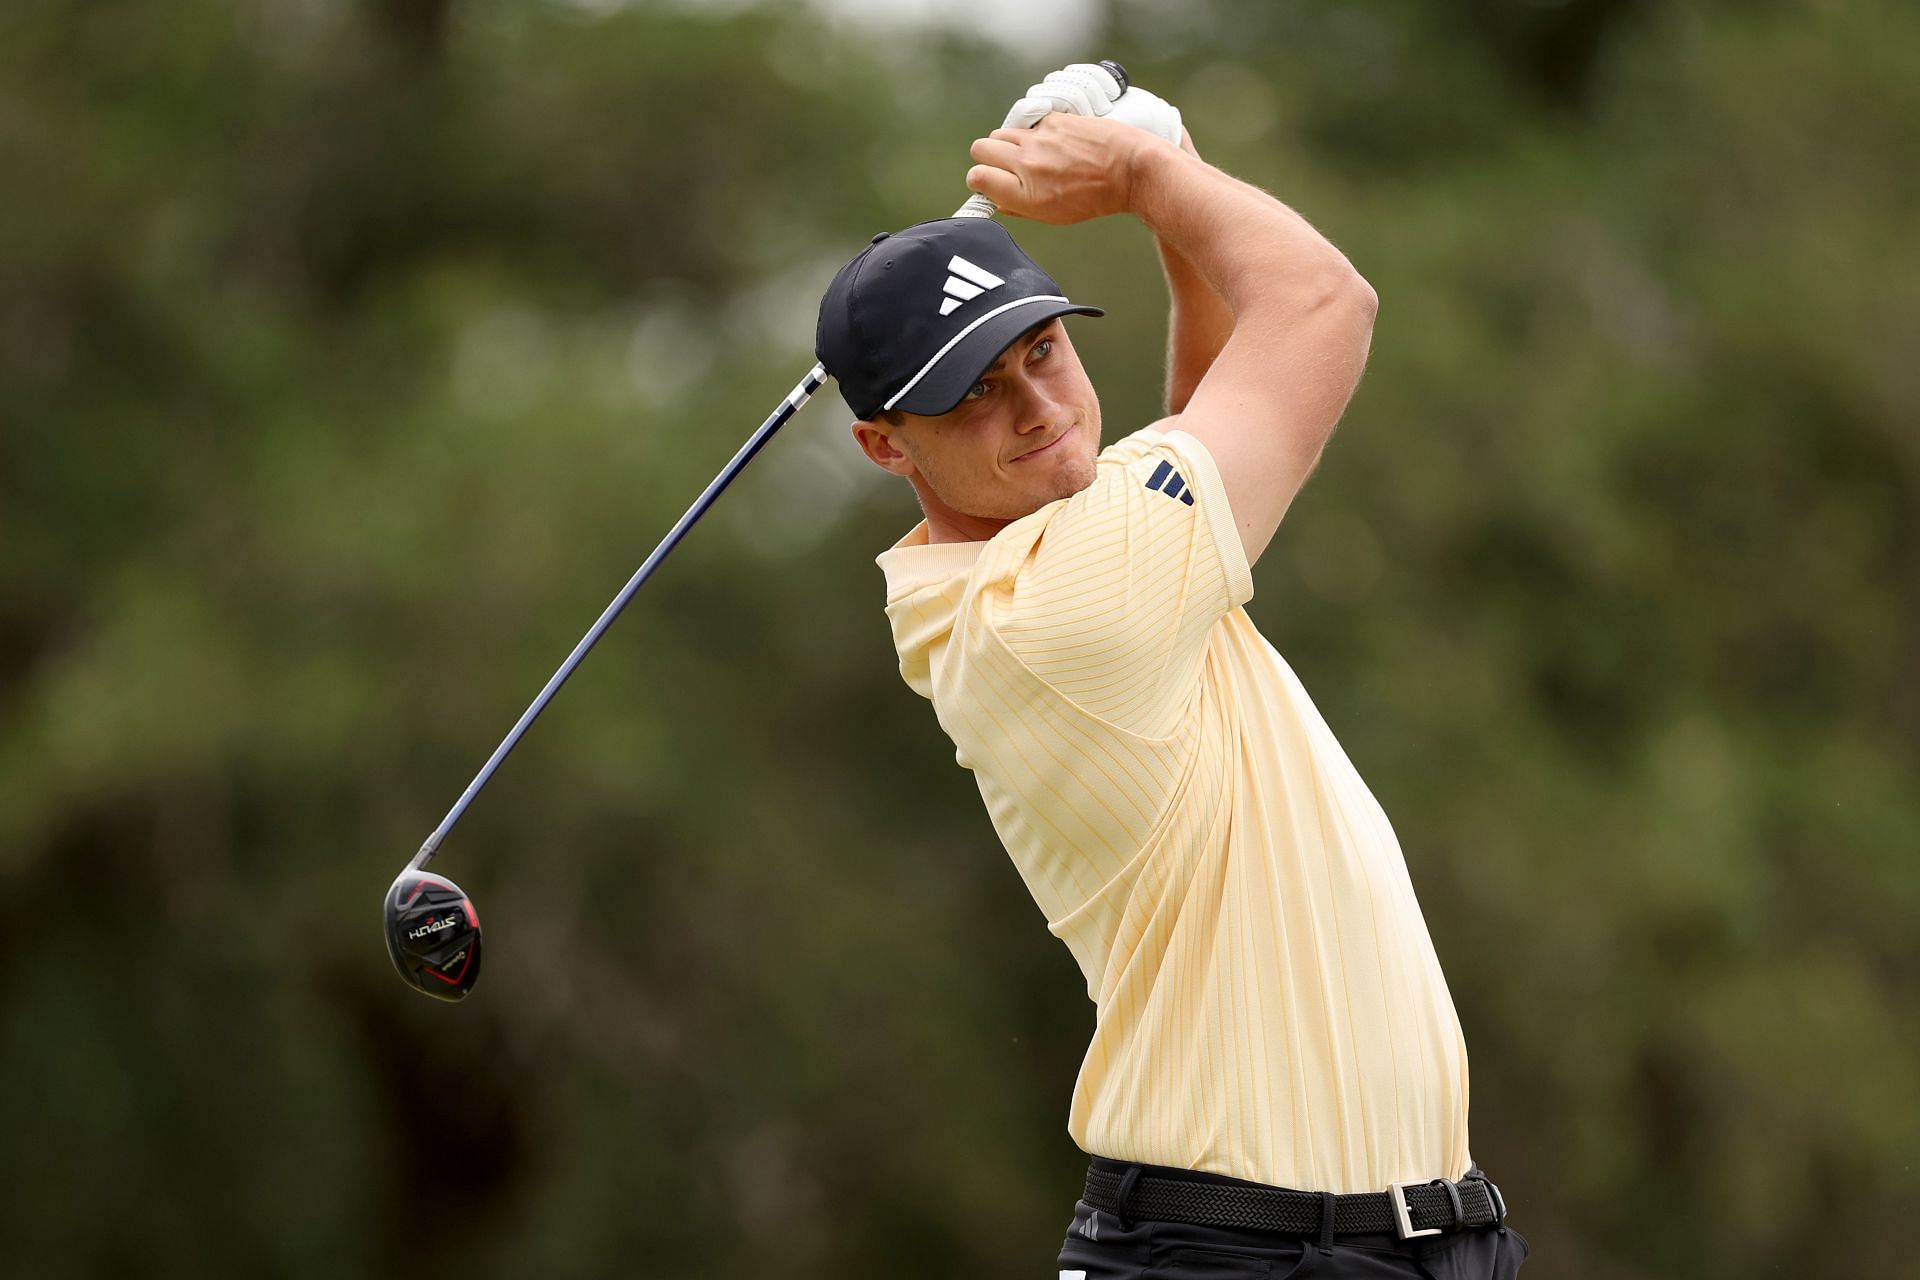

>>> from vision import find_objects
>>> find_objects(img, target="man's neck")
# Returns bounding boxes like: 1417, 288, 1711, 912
912, 476, 1011, 545
924, 510, 1011, 545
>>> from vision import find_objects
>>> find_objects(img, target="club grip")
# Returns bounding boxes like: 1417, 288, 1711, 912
954, 59, 1129, 220
954, 192, 996, 220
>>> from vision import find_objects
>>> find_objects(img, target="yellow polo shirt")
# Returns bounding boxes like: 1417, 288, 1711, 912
877, 426, 1473, 1194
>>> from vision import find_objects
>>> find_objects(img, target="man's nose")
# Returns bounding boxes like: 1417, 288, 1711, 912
1014, 382, 1063, 432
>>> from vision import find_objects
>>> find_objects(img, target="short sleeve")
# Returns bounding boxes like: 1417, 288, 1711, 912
991, 428, 1253, 733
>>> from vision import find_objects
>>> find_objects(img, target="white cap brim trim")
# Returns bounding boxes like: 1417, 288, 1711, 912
880, 294, 1071, 413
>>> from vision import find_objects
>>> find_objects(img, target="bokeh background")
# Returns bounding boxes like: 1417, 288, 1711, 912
4, 0, 1916, 1275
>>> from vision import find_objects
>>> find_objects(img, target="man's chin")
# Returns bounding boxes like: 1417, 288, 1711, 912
1008, 463, 1098, 521
1051, 454, 1099, 501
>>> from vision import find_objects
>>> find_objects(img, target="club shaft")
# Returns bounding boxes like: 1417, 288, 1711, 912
410, 166, 1014, 874
409, 361, 830, 871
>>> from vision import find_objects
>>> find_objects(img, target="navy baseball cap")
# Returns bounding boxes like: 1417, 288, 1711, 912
815, 218, 1104, 421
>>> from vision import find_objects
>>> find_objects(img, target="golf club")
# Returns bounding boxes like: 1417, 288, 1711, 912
382, 360, 827, 1001
384, 60, 1129, 1002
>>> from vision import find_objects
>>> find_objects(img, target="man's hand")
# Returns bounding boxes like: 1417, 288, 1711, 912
965, 114, 1176, 226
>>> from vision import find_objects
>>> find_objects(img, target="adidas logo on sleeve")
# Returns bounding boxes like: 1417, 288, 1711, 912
1145, 459, 1195, 505
939, 255, 1005, 316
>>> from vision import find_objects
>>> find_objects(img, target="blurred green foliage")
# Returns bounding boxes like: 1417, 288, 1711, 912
2, 1, 1916, 1276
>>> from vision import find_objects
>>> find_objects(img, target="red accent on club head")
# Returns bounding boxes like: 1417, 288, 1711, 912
426, 947, 473, 986
462, 899, 479, 928
405, 873, 456, 907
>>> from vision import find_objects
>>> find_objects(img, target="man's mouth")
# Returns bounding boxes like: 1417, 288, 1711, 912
1014, 426, 1071, 462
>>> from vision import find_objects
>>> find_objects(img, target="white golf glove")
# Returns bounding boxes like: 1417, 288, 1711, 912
1108, 84, 1184, 146
1000, 62, 1184, 147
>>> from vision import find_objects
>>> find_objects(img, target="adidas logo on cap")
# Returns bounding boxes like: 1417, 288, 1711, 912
938, 255, 1005, 316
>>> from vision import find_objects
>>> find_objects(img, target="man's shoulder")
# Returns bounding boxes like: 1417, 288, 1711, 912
1095, 422, 1177, 467
1089, 421, 1222, 490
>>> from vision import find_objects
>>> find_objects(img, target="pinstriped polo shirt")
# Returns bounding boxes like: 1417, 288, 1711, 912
878, 427, 1473, 1194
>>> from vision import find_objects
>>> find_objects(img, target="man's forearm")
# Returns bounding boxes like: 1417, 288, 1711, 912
1129, 144, 1371, 336
1157, 136, 1235, 415
1158, 239, 1231, 414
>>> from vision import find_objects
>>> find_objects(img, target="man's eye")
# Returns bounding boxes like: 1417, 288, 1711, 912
1030, 339, 1053, 361
963, 380, 989, 401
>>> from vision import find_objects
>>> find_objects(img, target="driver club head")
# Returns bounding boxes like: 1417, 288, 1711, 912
384, 870, 483, 1002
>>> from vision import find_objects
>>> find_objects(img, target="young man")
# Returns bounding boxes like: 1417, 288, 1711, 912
814, 77, 1531, 1278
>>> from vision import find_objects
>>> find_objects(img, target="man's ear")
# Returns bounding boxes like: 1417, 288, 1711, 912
851, 419, 916, 478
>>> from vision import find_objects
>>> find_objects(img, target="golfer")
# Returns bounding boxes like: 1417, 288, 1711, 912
816, 67, 1531, 1279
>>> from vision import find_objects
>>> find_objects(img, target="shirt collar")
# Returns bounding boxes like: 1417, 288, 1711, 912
876, 520, 988, 600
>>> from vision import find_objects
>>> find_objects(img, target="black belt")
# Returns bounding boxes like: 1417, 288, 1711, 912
1084, 1157, 1509, 1242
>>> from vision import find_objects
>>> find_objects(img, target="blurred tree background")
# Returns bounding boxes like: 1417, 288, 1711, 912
2, 0, 1916, 1275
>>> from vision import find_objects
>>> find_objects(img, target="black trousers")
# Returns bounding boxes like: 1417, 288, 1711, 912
1056, 1164, 1533, 1279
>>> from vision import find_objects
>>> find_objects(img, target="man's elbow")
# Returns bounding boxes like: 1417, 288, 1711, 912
1271, 257, 1377, 345
1325, 259, 1378, 331
1348, 269, 1379, 325
1310, 265, 1377, 445
1330, 263, 1377, 380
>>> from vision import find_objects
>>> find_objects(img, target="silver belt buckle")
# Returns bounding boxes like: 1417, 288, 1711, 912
1388, 1181, 1442, 1240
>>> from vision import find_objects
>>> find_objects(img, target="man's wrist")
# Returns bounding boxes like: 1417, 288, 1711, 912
1124, 137, 1188, 222
1121, 140, 1205, 237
